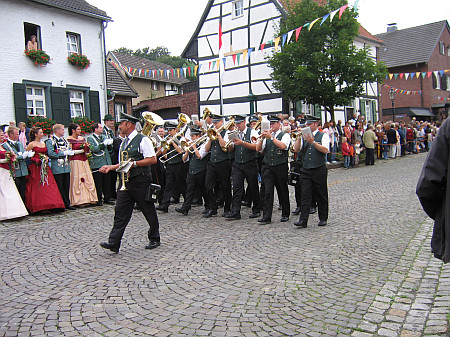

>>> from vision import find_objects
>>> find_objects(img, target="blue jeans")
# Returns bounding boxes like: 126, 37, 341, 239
330, 143, 337, 162
344, 155, 350, 168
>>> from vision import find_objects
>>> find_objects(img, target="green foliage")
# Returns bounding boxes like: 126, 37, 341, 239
27, 116, 55, 135
71, 117, 94, 134
25, 49, 50, 67
268, 0, 387, 121
67, 53, 91, 69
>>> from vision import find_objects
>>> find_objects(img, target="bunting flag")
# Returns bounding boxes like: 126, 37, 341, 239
295, 27, 302, 41
339, 5, 348, 19
329, 8, 339, 22
387, 68, 450, 80
274, 36, 281, 52
382, 84, 422, 96
320, 14, 330, 26
309, 17, 321, 31
242, 49, 248, 62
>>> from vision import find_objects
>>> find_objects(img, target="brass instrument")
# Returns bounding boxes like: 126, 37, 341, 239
220, 129, 239, 152
202, 107, 213, 120
207, 117, 235, 140
118, 150, 132, 191
252, 115, 263, 130
177, 113, 191, 129
141, 111, 164, 147
290, 131, 303, 141
158, 113, 191, 152
187, 133, 209, 153
159, 137, 190, 163
251, 135, 263, 143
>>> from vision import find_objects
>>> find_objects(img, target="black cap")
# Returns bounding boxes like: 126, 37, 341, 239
103, 114, 114, 121
249, 115, 259, 123
305, 116, 320, 124
267, 115, 281, 122
234, 115, 247, 123
118, 112, 139, 124
190, 126, 202, 135
211, 114, 223, 123
164, 121, 178, 130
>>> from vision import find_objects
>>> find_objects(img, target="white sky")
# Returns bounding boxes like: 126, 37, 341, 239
87, 0, 449, 57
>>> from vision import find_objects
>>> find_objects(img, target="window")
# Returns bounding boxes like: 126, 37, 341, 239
26, 86, 46, 116
441, 74, 448, 91
439, 42, 445, 55
152, 81, 158, 91
24, 22, 41, 50
69, 90, 84, 117
232, 0, 244, 19
448, 46, 450, 57
66, 33, 81, 55
115, 103, 125, 122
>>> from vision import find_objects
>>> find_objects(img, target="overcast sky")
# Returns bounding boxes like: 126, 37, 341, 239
87, 0, 449, 57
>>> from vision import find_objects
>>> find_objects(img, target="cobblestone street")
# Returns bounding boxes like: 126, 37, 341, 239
1, 153, 449, 337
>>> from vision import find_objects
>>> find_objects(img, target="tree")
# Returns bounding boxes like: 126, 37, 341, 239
268, 0, 386, 121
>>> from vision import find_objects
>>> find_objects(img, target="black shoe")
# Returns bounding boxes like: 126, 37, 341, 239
66, 206, 76, 210
278, 205, 282, 210
203, 209, 217, 218
156, 205, 168, 213
100, 242, 119, 253
145, 241, 160, 250
258, 217, 271, 225
202, 209, 210, 215
104, 199, 115, 205
222, 211, 231, 217
225, 212, 241, 220
292, 207, 301, 215
294, 220, 307, 228
175, 207, 188, 215
318, 220, 327, 227
96, 201, 103, 206
241, 201, 251, 207
309, 207, 316, 214
249, 212, 260, 219
280, 216, 289, 222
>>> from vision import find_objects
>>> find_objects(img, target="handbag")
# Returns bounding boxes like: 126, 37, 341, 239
145, 184, 161, 203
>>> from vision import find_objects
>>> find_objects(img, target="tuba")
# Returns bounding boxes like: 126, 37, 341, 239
253, 115, 263, 130
141, 111, 164, 146
202, 107, 213, 120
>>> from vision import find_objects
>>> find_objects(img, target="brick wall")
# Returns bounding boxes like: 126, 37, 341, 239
135, 92, 199, 118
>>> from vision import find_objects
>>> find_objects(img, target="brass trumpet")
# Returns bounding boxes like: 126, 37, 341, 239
118, 150, 131, 191
207, 117, 235, 140
290, 131, 303, 141
251, 135, 263, 143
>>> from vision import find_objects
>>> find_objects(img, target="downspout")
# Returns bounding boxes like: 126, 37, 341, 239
100, 20, 109, 118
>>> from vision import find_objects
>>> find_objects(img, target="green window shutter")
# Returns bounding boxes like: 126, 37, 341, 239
89, 91, 101, 123
295, 101, 302, 116
360, 99, 366, 117
314, 104, 321, 118
371, 101, 377, 122
51, 87, 71, 125
13, 83, 27, 124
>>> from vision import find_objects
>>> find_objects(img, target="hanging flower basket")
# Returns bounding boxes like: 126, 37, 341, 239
68, 53, 91, 69
25, 49, 51, 67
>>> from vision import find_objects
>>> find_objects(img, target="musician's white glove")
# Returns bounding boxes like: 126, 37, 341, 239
28, 151, 35, 158
63, 150, 74, 156
73, 149, 84, 155
104, 139, 114, 145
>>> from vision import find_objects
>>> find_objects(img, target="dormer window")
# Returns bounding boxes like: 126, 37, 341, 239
66, 32, 81, 56
439, 41, 445, 55
232, 0, 244, 19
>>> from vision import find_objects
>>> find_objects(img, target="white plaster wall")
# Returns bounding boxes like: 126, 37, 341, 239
0, 0, 107, 124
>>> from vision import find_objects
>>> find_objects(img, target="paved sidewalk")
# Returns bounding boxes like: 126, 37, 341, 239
1, 153, 449, 336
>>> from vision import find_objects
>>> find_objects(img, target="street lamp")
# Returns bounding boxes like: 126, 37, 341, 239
389, 88, 396, 122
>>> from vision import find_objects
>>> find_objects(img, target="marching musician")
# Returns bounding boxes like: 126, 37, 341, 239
99, 113, 160, 253
103, 114, 118, 200
293, 117, 329, 229
203, 114, 232, 218
155, 121, 187, 213
255, 115, 291, 224
225, 115, 261, 220
175, 126, 208, 215
151, 126, 166, 204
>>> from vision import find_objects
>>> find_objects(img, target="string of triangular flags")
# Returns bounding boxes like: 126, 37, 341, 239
108, 59, 199, 80
383, 84, 450, 102
382, 84, 422, 96
387, 69, 450, 80
200, 4, 350, 74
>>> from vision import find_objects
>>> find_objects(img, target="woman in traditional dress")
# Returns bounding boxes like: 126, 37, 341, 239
25, 127, 65, 213
67, 123, 97, 206
0, 129, 28, 221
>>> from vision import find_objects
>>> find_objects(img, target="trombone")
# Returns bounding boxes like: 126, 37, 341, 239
187, 133, 208, 153
207, 117, 235, 140
157, 113, 191, 154
159, 138, 189, 164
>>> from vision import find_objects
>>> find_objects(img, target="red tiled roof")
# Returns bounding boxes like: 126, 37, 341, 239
358, 25, 383, 43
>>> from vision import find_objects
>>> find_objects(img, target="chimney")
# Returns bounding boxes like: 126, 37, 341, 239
387, 23, 397, 33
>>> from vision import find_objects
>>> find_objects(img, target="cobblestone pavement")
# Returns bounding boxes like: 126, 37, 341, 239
1, 153, 449, 337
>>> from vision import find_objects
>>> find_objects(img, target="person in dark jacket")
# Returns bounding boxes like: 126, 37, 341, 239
417, 117, 450, 263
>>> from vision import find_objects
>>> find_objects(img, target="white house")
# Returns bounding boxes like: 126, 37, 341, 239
182, 0, 383, 123
0, 0, 110, 126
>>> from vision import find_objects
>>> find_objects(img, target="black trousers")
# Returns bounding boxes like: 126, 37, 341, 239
54, 172, 70, 208
14, 176, 27, 202
365, 148, 375, 165
261, 163, 290, 220
205, 160, 232, 212
110, 171, 118, 199
108, 174, 160, 248
231, 161, 260, 214
92, 171, 112, 202
151, 161, 166, 204
160, 162, 186, 208
181, 170, 206, 211
299, 165, 328, 223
